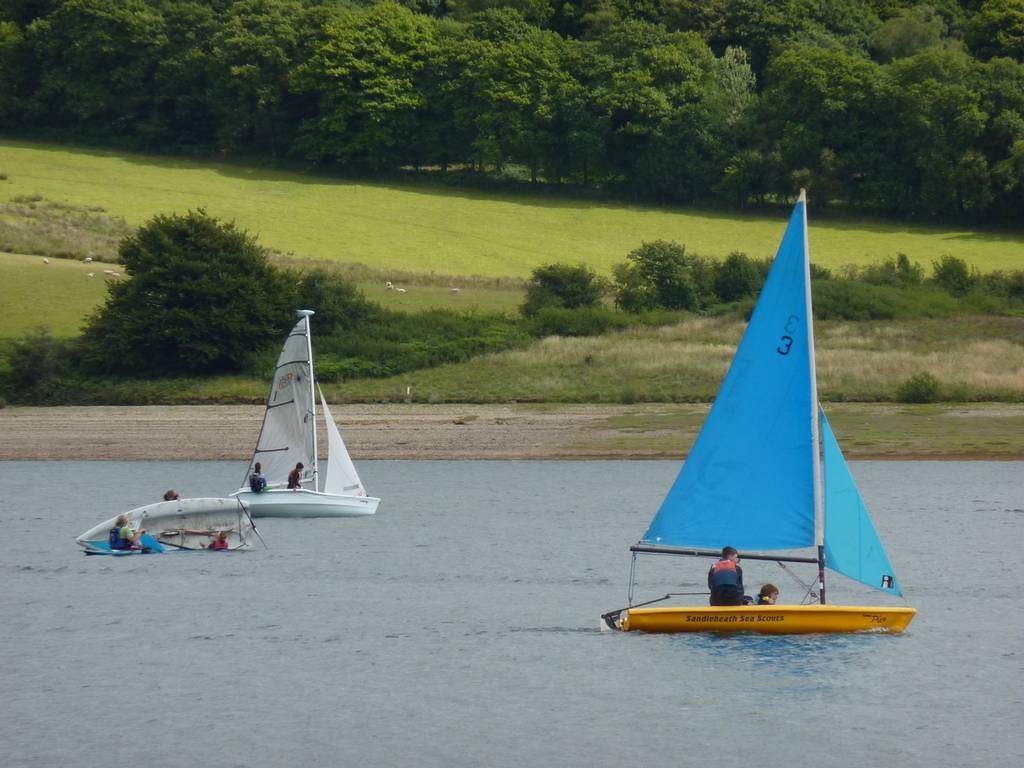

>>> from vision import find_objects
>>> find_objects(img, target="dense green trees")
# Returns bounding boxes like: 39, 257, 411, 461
2, 0, 1024, 222
81, 210, 292, 375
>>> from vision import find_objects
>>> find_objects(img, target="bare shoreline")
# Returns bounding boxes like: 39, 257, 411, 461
1, 404, 1022, 461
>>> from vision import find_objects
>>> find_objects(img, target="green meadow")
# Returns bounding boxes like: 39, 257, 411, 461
0, 250, 525, 337
3, 139, 1023, 278
0, 251, 109, 336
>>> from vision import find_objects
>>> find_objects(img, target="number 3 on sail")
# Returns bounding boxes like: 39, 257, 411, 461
602, 191, 916, 635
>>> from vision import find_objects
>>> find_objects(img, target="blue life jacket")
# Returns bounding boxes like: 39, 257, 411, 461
108, 526, 130, 550
249, 473, 266, 493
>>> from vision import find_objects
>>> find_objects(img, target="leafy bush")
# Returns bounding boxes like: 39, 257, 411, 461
522, 263, 605, 316
932, 255, 975, 297
313, 309, 530, 378
813, 280, 957, 320
713, 251, 762, 302
80, 210, 293, 376
524, 306, 626, 337
288, 269, 373, 334
896, 372, 940, 403
858, 254, 925, 287
1, 328, 78, 401
613, 240, 714, 312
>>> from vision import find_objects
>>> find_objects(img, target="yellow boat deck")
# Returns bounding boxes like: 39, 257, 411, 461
617, 604, 916, 634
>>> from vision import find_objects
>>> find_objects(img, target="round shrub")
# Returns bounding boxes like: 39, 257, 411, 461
896, 372, 940, 403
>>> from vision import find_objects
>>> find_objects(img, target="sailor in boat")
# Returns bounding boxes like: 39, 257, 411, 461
208, 531, 230, 551
163, 489, 181, 501
754, 584, 779, 605
109, 514, 147, 551
248, 463, 267, 493
287, 462, 304, 490
708, 546, 746, 606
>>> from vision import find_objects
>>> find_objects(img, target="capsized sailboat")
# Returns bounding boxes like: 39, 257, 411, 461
232, 310, 380, 518
603, 192, 915, 634
76, 497, 258, 554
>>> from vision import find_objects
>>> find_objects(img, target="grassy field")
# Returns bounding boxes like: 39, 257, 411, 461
3, 139, 1023, 277
0, 250, 525, 338
0, 251, 110, 336
322, 316, 1023, 404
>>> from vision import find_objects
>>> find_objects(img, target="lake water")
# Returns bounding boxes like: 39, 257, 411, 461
1, 460, 1021, 768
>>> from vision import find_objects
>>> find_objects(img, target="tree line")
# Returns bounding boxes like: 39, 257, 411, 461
1, 0, 1023, 222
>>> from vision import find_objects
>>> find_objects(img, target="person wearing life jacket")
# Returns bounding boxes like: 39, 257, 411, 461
755, 583, 779, 605
249, 462, 268, 493
208, 530, 230, 551
708, 546, 745, 606
108, 514, 145, 551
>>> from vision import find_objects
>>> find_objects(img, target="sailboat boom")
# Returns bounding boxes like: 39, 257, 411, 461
630, 543, 819, 564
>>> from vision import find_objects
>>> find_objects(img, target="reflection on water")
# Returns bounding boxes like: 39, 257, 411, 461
0, 460, 1021, 768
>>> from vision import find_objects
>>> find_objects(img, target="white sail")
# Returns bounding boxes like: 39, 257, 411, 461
242, 316, 316, 490
320, 389, 366, 497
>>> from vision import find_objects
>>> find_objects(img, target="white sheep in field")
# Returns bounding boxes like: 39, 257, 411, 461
385, 281, 394, 290
42, 258, 49, 264
103, 269, 114, 275
450, 287, 460, 293
111, 272, 121, 277
84, 257, 93, 263
87, 272, 94, 278
396, 287, 407, 293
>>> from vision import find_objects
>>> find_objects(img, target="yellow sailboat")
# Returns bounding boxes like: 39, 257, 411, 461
603, 192, 916, 635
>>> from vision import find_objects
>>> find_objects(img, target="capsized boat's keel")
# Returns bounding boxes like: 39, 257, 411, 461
609, 605, 916, 634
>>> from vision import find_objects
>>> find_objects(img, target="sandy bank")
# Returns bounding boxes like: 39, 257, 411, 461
1, 403, 1022, 461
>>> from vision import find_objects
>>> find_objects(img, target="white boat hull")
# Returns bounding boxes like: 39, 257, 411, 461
233, 488, 380, 518
76, 497, 256, 552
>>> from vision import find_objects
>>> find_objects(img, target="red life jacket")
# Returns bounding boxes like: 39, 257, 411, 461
210, 539, 229, 550
712, 559, 738, 574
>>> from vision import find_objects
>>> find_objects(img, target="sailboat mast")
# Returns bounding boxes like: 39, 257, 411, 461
299, 309, 319, 492
799, 190, 826, 604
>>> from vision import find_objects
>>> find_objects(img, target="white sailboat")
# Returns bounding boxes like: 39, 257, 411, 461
232, 309, 380, 518
76, 497, 257, 554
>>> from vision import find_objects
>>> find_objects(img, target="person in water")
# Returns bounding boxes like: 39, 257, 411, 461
208, 530, 230, 551
163, 489, 181, 501
109, 514, 146, 550
287, 462, 304, 490
249, 462, 268, 493
755, 584, 779, 605
708, 546, 745, 606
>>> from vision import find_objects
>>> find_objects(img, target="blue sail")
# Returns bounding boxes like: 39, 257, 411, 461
643, 199, 816, 550
821, 411, 902, 596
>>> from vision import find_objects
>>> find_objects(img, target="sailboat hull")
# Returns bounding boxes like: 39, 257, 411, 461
617, 605, 916, 634
75, 497, 255, 553
233, 489, 379, 518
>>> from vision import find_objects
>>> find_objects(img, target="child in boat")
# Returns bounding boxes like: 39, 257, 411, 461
287, 462, 304, 489
755, 584, 779, 605
109, 515, 146, 550
163, 489, 180, 501
208, 531, 230, 551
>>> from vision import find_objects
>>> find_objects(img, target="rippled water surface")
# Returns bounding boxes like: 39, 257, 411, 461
1, 460, 1021, 767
